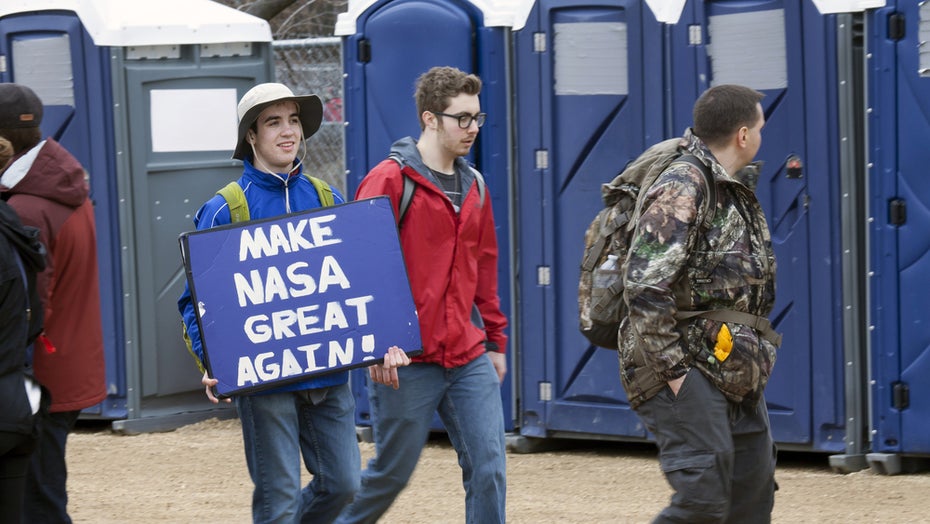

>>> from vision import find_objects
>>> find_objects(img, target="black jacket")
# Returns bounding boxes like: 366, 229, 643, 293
0, 200, 45, 435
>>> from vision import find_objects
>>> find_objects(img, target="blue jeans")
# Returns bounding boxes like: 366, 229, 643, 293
24, 409, 80, 524
336, 355, 506, 524
636, 368, 776, 524
236, 384, 360, 524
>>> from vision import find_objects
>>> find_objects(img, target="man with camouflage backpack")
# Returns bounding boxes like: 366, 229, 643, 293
621, 85, 779, 523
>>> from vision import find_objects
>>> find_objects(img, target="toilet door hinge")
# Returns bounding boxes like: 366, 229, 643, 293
534, 32, 547, 53
535, 149, 549, 170
539, 381, 552, 401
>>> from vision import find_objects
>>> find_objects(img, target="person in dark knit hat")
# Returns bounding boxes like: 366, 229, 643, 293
0, 82, 106, 524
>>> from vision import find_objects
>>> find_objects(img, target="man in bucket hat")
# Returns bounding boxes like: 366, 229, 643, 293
178, 83, 410, 524
0, 83, 106, 524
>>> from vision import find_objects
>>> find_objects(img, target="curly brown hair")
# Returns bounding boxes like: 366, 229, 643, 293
414, 66, 482, 131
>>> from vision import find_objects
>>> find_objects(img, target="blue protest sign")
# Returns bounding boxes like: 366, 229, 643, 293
179, 196, 421, 397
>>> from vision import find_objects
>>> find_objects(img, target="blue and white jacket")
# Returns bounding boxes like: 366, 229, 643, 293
177, 158, 347, 394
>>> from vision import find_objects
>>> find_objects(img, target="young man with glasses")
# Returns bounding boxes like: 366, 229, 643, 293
336, 66, 508, 524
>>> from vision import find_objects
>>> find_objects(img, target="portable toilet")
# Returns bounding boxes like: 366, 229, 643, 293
509, 0, 875, 462
865, 0, 930, 472
335, 0, 516, 433
645, 0, 855, 454
512, 0, 668, 445
0, 0, 273, 431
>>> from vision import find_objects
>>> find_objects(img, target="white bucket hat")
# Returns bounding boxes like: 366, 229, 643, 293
233, 83, 323, 160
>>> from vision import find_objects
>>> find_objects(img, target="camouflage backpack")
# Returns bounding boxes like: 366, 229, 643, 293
577, 139, 715, 350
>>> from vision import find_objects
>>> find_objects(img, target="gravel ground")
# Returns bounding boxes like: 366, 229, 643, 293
65, 417, 930, 523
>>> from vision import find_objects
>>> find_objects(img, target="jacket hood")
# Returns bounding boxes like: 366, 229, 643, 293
0, 200, 46, 273
389, 137, 428, 174
388, 136, 476, 189
0, 139, 89, 208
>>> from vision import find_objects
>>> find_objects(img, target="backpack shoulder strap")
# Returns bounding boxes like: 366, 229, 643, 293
388, 154, 416, 225
674, 154, 716, 229
468, 165, 486, 206
389, 155, 486, 227
304, 174, 335, 207
217, 176, 334, 225
216, 182, 249, 223
399, 173, 416, 225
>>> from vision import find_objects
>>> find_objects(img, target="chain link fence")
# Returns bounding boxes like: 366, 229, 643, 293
273, 37, 346, 194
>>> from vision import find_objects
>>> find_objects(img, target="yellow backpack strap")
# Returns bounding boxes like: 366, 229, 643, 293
186, 181, 246, 375
305, 174, 335, 207
181, 321, 206, 374
217, 177, 332, 223
216, 181, 249, 223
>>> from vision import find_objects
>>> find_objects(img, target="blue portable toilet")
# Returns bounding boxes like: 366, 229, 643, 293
513, 0, 667, 442
337, 0, 915, 472
336, 0, 516, 432
0, 0, 274, 431
509, 0, 875, 462
662, 0, 850, 452
866, 0, 930, 470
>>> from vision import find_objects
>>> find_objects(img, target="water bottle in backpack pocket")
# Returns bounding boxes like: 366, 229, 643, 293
591, 254, 623, 323
579, 249, 627, 349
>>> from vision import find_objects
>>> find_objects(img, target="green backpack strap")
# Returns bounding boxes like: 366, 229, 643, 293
217, 176, 334, 224
181, 322, 206, 374
198, 175, 332, 374
186, 181, 247, 373
217, 181, 250, 223
305, 174, 335, 207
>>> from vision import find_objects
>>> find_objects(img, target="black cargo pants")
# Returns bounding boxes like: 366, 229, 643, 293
636, 368, 776, 524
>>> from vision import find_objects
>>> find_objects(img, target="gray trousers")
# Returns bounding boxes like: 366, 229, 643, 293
636, 368, 776, 524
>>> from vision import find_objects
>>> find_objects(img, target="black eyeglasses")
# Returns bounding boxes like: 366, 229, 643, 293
432, 111, 487, 129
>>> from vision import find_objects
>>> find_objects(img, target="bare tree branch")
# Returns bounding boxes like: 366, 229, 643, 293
215, 0, 347, 38
237, 0, 294, 21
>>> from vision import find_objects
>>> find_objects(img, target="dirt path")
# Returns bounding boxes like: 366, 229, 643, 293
66, 418, 930, 523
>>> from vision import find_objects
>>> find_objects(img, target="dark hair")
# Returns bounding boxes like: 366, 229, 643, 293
414, 66, 482, 131
0, 126, 42, 154
692, 85, 764, 147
